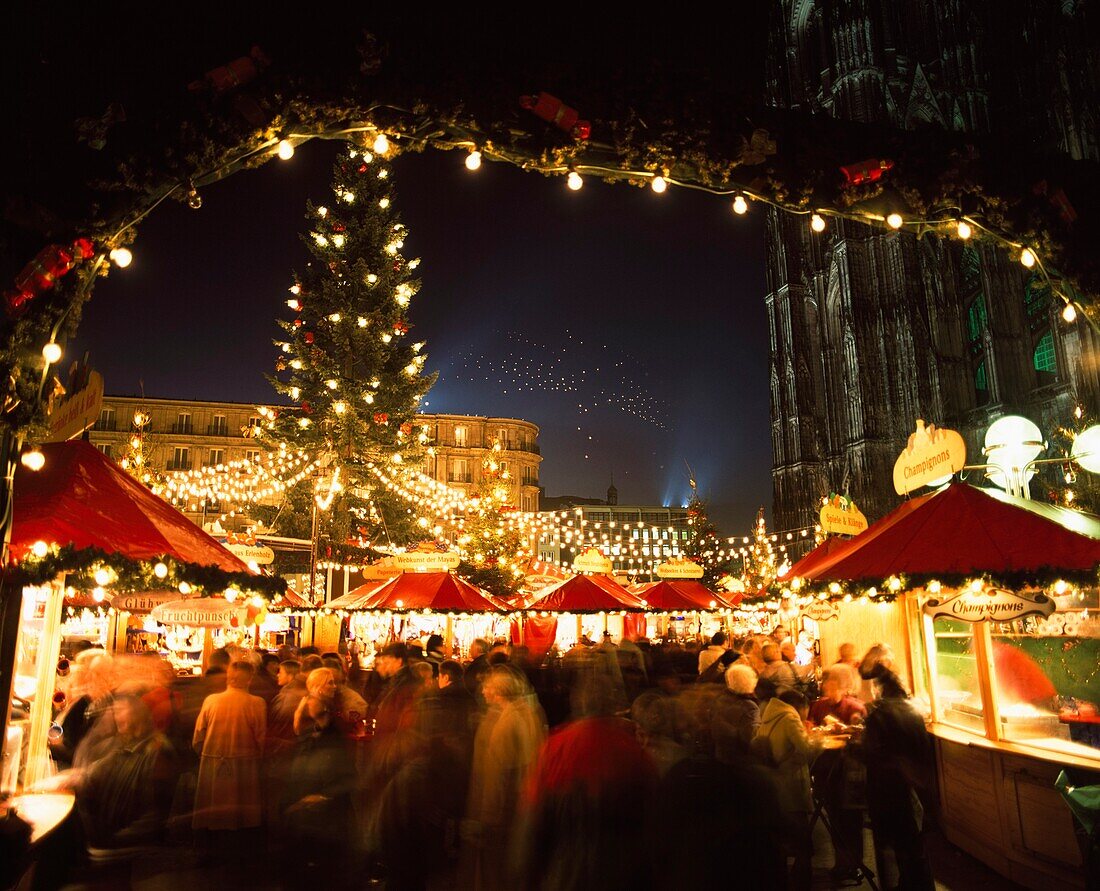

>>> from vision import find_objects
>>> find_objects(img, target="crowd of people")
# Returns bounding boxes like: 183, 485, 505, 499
26, 628, 936, 890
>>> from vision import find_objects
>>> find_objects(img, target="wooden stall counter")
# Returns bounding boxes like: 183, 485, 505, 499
931, 723, 1097, 890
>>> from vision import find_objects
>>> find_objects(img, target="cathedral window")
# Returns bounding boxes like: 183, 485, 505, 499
966, 295, 988, 346
1033, 330, 1057, 382
975, 360, 990, 406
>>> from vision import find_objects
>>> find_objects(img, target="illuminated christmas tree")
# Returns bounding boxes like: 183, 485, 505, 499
455, 439, 529, 599
740, 506, 778, 592
1043, 400, 1100, 515
682, 493, 730, 586
266, 145, 436, 549
116, 407, 158, 484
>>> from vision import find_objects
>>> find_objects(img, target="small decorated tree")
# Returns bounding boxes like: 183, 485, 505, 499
1043, 399, 1100, 515
266, 146, 436, 552
682, 494, 730, 587
740, 506, 778, 593
455, 439, 529, 600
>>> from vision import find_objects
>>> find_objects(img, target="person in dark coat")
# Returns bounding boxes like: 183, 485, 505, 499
859, 650, 935, 891
372, 643, 419, 738
711, 662, 761, 763
281, 696, 357, 888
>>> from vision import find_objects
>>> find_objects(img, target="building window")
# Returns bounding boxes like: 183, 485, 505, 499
1033, 330, 1057, 384
975, 360, 990, 406
96, 443, 112, 458
210, 414, 228, 436
96, 408, 116, 431
454, 426, 467, 447
208, 449, 225, 467
169, 447, 190, 471
248, 415, 264, 429
966, 295, 988, 347
244, 449, 261, 463
450, 459, 470, 483
174, 412, 192, 435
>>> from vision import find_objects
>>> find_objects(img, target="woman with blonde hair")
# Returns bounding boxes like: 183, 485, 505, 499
293, 667, 338, 736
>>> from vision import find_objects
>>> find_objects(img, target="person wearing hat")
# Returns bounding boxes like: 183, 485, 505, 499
372, 642, 419, 738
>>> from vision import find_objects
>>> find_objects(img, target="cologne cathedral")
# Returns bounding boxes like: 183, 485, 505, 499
764, 0, 1100, 530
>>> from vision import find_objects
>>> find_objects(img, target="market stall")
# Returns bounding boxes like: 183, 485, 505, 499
522, 572, 647, 650
629, 578, 737, 641
783, 481, 1100, 890
329, 571, 510, 663
2, 441, 280, 793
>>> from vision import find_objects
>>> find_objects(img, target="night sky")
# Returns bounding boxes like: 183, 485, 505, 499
68, 132, 771, 532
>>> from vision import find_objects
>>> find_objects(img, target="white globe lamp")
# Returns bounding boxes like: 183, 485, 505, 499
1071, 425, 1100, 475
983, 415, 1043, 494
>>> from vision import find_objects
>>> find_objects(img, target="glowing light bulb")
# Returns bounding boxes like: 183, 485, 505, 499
109, 247, 132, 268
327, 312, 341, 323
1020, 247, 1036, 268
224, 587, 239, 603
366, 273, 378, 284
810, 213, 826, 232
732, 194, 748, 215
392, 453, 403, 464
42, 342, 62, 364
333, 401, 347, 415
651, 175, 667, 194
290, 359, 303, 370
20, 449, 44, 471
465, 149, 482, 171
94, 568, 111, 586
567, 171, 583, 191
290, 387, 300, 400
357, 316, 367, 327
31, 540, 49, 558
276, 139, 295, 160
1063, 302, 1077, 323
886, 213, 903, 229
956, 220, 972, 239
154, 561, 168, 579
298, 418, 311, 428
378, 198, 390, 209
373, 133, 390, 155
93, 587, 106, 603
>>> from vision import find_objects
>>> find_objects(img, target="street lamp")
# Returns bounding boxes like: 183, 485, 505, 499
982, 415, 1100, 499
983, 415, 1044, 497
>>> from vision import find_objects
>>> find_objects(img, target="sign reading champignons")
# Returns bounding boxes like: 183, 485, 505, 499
802, 600, 840, 622
572, 547, 613, 574
818, 494, 869, 536
655, 557, 705, 579
892, 419, 966, 495
922, 587, 1056, 623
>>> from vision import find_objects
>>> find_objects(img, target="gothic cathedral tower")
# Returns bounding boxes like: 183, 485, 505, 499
764, 0, 1100, 529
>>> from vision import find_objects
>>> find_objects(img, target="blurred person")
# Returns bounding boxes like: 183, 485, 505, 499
465, 638, 491, 703
795, 629, 816, 666
770, 625, 791, 645
651, 752, 787, 887
372, 642, 419, 737
516, 673, 657, 891
51, 649, 116, 769
192, 661, 266, 832
300, 653, 324, 674
759, 642, 800, 691
631, 687, 689, 776
697, 631, 728, 675
465, 665, 547, 891
740, 637, 766, 674
281, 695, 357, 888
425, 633, 446, 673
834, 642, 869, 701
71, 695, 177, 850
325, 655, 368, 729
755, 688, 820, 887
810, 666, 867, 726
712, 662, 761, 763
859, 647, 935, 890
252, 653, 280, 702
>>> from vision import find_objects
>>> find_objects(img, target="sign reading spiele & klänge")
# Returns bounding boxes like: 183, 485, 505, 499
818, 494, 868, 535
892, 419, 966, 495
922, 587, 1056, 623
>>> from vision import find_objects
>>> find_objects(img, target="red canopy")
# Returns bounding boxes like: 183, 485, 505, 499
272, 586, 312, 609
326, 577, 393, 610
12, 440, 250, 573
355, 572, 508, 613
634, 579, 733, 611
796, 482, 1100, 583
525, 573, 646, 613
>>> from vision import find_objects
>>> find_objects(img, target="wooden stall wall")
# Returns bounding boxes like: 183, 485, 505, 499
816, 597, 914, 692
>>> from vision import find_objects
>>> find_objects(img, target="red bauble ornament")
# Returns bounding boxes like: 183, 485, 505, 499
301, 402, 312, 414
15, 244, 76, 294
358, 163, 368, 173
293, 318, 304, 327
304, 332, 315, 344
400, 422, 413, 435
394, 320, 409, 334
188, 45, 271, 94
839, 158, 894, 186
333, 223, 345, 232
373, 412, 389, 425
